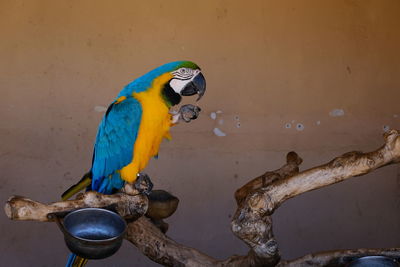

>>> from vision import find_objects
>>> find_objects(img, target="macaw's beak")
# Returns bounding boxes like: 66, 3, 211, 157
180, 72, 206, 101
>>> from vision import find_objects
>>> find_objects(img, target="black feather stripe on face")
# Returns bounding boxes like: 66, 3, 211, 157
162, 81, 182, 107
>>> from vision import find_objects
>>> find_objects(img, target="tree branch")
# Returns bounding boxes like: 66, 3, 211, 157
4, 130, 400, 266
231, 130, 400, 265
126, 217, 220, 266
267, 129, 400, 212
235, 151, 303, 204
5, 184, 148, 222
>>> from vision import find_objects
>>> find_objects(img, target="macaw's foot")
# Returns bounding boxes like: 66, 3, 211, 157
179, 104, 201, 122
135, 173, 153, 195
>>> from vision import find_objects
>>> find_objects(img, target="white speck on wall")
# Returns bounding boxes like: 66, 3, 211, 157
329, 109, 345, 117
296, 123, 305, 131
285, 123, 292, 129
213, 127, 226, 137
316, 121, 321, 125
210, 112, 217, 120
94, 106, 107, 113
383, 125, 390, 132
218, 119, 224, 125
216, 110, 223, 114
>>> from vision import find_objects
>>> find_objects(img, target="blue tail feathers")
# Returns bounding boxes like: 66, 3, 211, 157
66, 253, 76, 267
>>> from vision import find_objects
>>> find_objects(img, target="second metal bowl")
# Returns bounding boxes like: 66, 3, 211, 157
348, 256, 399, 267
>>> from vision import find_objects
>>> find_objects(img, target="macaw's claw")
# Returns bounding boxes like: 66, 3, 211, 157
135, 173, 153, 195
179, 104, 201, 123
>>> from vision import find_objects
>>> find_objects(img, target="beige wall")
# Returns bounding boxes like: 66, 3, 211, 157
1, 0, 400, 266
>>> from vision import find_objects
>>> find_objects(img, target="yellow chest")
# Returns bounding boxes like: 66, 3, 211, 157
119, 73, 173, 182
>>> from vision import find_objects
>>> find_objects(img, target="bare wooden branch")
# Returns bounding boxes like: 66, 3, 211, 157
126, 217, 284, 267
122, 150, 305, 267
231, 130, 400, 266
235, 151, 303, 204
5, 190, 148, 222
4, 130, 400, 267
126, 217, 219, 266
267, 129, 400, 212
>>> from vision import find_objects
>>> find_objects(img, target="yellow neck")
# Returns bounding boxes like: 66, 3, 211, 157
119, 73, 173, 182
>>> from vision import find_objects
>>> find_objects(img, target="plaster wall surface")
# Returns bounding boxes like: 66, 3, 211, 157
0, 1, 399, 266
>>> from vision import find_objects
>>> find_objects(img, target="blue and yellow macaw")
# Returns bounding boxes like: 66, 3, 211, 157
61, 61, 206, 267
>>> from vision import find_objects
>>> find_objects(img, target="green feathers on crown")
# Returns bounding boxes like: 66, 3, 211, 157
176, 61, 200, 70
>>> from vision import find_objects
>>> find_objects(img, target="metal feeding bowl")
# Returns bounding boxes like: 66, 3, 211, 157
51, 208, 127, 259
348, 256, 399, 267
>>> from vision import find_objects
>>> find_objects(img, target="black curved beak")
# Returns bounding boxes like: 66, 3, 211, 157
180, 72, 206, 101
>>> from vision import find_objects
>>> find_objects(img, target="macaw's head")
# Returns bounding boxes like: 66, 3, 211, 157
124, 61, 206, 107
160, 61, 206, 106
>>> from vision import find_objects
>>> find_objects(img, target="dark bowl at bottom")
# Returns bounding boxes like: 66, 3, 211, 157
348, 256, 399, 267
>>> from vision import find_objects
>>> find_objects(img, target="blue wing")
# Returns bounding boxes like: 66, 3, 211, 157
91, 97, 142, 193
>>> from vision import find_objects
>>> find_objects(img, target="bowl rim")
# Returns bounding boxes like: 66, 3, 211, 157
349, 255, 399, 265
63, 207, 127, 243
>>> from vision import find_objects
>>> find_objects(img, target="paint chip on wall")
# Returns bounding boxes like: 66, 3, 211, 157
213, 127, 226, 137
329, 109, 345, 117
210, 112, 217, 120
94, 106, 107, 113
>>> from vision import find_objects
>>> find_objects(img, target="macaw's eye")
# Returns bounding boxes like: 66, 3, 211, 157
173, 68, 193, 79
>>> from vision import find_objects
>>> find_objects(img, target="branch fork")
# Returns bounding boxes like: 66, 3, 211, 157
4, 130, 400, 266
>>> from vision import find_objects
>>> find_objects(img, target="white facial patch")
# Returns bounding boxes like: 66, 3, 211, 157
170, 69, 201, 94
170, 78, 191, 94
